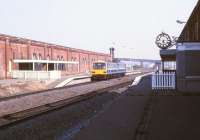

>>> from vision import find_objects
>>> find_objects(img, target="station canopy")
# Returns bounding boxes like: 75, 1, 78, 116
160, 49, 176, 61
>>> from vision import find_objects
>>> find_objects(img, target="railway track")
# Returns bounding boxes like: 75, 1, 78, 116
0, 74, 139, 102
0, 80, 96, 102
0, 78, 132, 128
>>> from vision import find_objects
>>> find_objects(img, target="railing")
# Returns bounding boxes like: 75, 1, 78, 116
11, 70, 61, 80
152, 72, 176, 90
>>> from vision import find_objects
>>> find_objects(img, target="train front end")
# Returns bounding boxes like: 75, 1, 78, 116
91, 61, 107, 80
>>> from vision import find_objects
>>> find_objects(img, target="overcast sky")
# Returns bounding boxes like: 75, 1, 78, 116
0, 0, 198, 59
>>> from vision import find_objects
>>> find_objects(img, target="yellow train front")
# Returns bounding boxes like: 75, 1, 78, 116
91, 61, 126, 80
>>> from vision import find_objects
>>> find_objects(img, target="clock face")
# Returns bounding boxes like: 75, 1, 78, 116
155, 32, 172, 49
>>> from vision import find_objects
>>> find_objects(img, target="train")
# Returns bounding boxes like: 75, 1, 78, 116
91, 61, 126, 80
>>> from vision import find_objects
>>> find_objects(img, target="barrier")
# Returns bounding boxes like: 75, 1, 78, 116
11, 70, 61, 80
152, 72, 176, 90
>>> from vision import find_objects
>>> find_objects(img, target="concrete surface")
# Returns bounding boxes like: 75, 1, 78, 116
72, 96, 149, 140
48, 73, 90, 88
72, 76, 152, 140
148, 96, 200, 140
72, 75, 200, 140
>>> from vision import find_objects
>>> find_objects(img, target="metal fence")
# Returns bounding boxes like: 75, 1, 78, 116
152, 72, 176, 90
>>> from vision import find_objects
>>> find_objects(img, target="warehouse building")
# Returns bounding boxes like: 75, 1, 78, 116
0, 34, 111, 79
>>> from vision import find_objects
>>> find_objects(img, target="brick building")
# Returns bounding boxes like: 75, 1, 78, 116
0, 34, 111, 79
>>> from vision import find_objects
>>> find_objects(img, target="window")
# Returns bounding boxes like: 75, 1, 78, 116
47, 55, 50, 60
32, 53, 37, 60
57, 55, 60, 60
93, 62, 106, 69
21, 52, 24, 59
13, 52, 15, 59
38, 53, 42, 60
60, 56, 65, 70
61, 56, 64, 60
163, 61, 176, 71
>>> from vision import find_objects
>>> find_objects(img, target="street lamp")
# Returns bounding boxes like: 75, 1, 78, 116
176, 20, 186, 24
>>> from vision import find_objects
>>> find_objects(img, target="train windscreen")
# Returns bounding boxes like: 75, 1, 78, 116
93, 63, 106, 69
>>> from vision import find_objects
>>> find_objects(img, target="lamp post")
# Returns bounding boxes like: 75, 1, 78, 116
176, 20, 186, 24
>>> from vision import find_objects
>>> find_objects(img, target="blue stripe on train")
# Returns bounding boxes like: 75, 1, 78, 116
107, 69, 126, 74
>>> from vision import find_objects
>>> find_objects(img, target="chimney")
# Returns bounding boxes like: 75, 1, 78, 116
109, 47, 115, 62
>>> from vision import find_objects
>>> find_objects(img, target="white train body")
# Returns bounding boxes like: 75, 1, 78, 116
91, 61, 126, 80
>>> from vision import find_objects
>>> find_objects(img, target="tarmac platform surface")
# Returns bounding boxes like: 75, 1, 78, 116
72, 75, 200, 140
148, 96, 200, 140
72, 76, 152, 140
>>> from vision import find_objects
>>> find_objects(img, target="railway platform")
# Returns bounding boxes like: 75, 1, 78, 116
72, 75, 200, 140
47, 73, 91, 88
72, 75, 152, 140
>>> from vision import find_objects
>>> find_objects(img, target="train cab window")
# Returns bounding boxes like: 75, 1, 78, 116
93, 63, 106, 69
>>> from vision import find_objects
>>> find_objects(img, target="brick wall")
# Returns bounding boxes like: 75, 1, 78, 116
0, 34, 111, 79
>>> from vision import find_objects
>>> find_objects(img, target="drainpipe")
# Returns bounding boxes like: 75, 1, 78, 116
5, 37, 9, 79
27, 40, 31, 59
78, 53, 80, 73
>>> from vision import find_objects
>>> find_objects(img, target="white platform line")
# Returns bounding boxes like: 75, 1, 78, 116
55, 76, 91, 88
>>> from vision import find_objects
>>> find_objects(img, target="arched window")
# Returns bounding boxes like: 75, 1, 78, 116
47, 55, 50, 60
61, 56, 64, 61
57, 55, 60, 60
13, 52, 16, 59
32, 53, 37, 60
21, 52, 24, 59
38, 53, 42, 60
60, 56, 65, 70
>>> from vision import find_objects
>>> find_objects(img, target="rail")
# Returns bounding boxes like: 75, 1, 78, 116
0, 79, 132, 128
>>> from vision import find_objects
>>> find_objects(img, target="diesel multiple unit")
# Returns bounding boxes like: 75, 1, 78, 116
91, 61, 126, 80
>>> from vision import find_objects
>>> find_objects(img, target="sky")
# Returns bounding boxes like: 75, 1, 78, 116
0, 0, 198, 59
